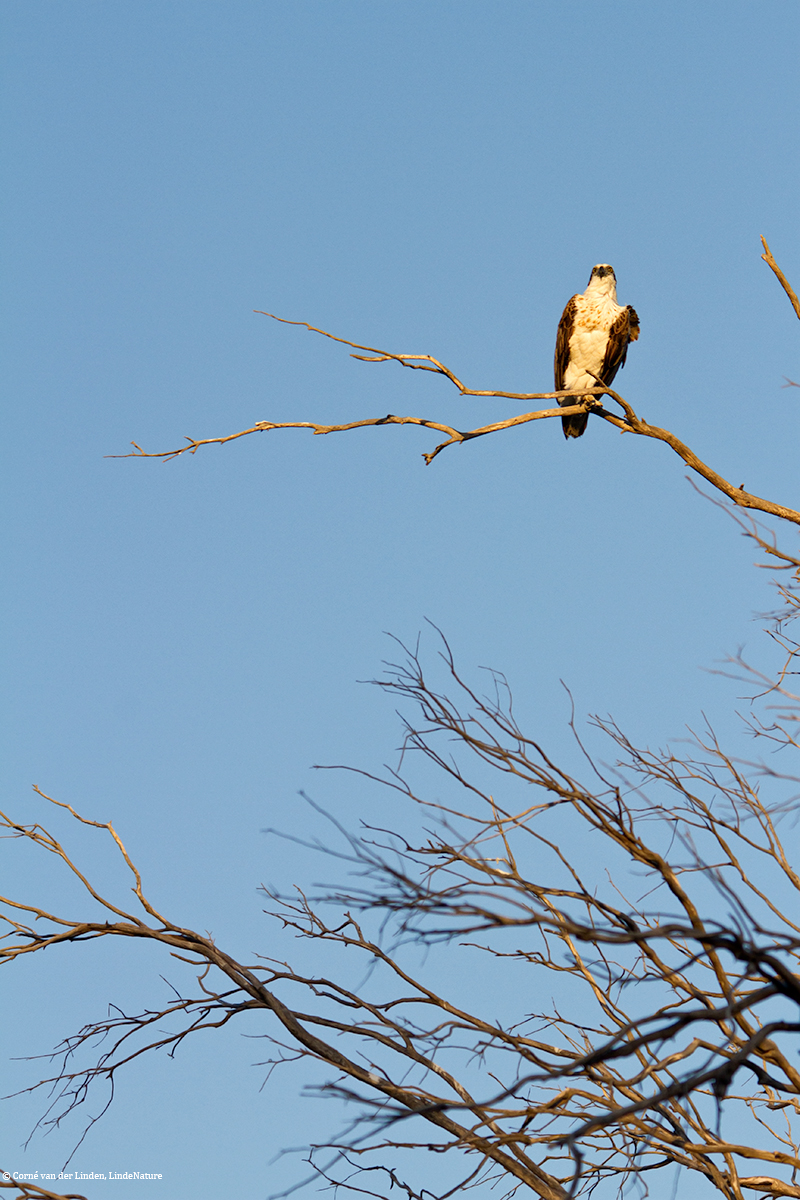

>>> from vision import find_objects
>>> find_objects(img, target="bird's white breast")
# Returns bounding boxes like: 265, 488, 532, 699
564, 294, 624, 390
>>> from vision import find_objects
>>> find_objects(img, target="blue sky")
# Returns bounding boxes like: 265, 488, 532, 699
2, 2, 799, 1197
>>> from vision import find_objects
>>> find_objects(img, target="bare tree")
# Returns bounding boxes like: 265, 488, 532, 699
2, 533, 800, 1200
3, 242, 800, 1200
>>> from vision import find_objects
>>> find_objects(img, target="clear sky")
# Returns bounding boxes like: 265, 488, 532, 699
2, 2, 799, 1197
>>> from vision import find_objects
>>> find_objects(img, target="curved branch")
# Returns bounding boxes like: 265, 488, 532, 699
254, 311, 472, 393
592, 386, 800, 528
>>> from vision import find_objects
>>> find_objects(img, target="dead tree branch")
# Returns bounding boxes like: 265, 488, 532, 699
762, 238, 800, 321
113, 243, 800, 530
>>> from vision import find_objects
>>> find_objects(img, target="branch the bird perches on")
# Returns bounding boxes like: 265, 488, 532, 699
114, 238, 800, 528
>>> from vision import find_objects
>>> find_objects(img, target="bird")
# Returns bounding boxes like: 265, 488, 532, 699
554, 264, 640, 438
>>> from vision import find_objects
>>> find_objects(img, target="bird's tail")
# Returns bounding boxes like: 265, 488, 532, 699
561, 410, 588, 439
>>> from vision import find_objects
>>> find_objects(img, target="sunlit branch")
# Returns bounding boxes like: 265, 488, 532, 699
113, 244, 800, 530
761, 237, 800, 321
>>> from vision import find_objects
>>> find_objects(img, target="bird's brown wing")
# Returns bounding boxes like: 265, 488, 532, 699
599, 305, 640, 387
555, 295, 587, 438
554, 295, 577, 391
627, 306, 640, 343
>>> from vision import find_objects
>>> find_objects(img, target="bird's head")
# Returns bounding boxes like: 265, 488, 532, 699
587, 264, 617, 297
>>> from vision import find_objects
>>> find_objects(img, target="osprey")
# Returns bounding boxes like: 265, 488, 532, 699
554, 265, 640, 438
